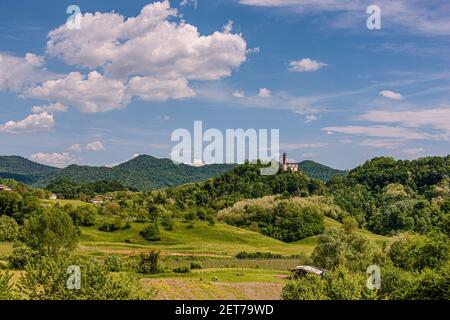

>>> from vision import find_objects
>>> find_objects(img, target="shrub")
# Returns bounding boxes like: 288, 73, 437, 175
190, 262, 202, 270
0, 272, 17, 300
7, 242, 36, 270
161, 214, 174, 231
0, 216, 19, 242
104, 255, 122, 272
98, 217, 131, 232
173, 266, 190, 274
140, 223, 161, 241
388, 232, 449, 271
68, 206, 97, 227
236, 252, 283, 259
312, 227, 376, 272
22, 207, 79, 254
136, 251, 160, 274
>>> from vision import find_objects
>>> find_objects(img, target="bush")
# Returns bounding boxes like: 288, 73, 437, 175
161, 214, 174, 231
104, 255, 122, 272
0, 216, 19, 242
236, 252, 283, 259
312, 228, 376, 272
136, 251, 160, 274
7, 242, 36, 270
0, 272, 17, 300
190, 262, 202, 270
140, 223, 161, 241
68, 206, 97, 227
388, 232, 449, 271
22, 208, 79, 254
173, 266, 190, 274
98, 217, 131, 232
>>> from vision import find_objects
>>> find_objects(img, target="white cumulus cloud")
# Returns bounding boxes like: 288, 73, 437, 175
127, 76, 195, 101
27, 71, 128, 113
0, 112, 54, 133
30, 152, 79, 168
379, 90, 404, 100
232, 90, 246, 98
85, 141, 106, 151
0, 53, 55, 92
31, 102, 68, 114
46, 1, 247, 81
289, 58, 327, 72
258, 88, 272, 98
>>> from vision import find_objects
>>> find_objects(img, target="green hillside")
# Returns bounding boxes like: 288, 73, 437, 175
0, 156, 58, 184
299, 160, 345, 181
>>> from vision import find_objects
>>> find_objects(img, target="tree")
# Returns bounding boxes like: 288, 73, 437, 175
342, 216, 359, 234
388, 232, 449, 271
136, 251, 160, 274
312, 227, 376, 272
21, 208, 79, 254
7, 242, 36, 270
68, 205, 97, 227
140, 223, 161, 241
0, 215, 19, 242
0, 191, 22, 220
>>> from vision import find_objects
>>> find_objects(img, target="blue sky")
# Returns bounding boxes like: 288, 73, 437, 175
0, 0, 449, 169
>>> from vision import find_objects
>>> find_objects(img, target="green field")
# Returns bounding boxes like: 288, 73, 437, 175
78, 221, 312, 257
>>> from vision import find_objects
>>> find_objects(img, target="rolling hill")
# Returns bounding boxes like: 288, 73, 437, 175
0, 156, 58, 184
0, 155, 344, 190
299, 160, 345, 181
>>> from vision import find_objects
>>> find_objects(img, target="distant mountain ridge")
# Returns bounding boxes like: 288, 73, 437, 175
0, 155, 344, 190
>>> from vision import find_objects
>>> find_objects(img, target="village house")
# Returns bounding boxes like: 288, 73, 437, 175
0, 184, 13, 192
280, 153, 299, 172
290, 266, 325, 279
49, 193, 58, 200
89, 198, 104, 205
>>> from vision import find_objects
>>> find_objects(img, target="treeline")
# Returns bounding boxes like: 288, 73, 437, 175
45, 178, 136, 199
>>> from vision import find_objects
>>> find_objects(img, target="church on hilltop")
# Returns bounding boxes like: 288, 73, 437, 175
280, 153, 299, 172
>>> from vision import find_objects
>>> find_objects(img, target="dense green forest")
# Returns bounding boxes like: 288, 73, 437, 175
298, 160, 345, 181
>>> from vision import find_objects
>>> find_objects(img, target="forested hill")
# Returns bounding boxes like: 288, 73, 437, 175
0, 156, 58, 184
0, 155, 344, 190
299, 160, 345, 181
327, 156, 449, 235
39, 155, 237, 190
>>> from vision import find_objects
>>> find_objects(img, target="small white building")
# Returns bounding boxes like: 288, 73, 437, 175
49, 194, 58, 200
89, 198, 103, 205
0, 184, 13, 192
